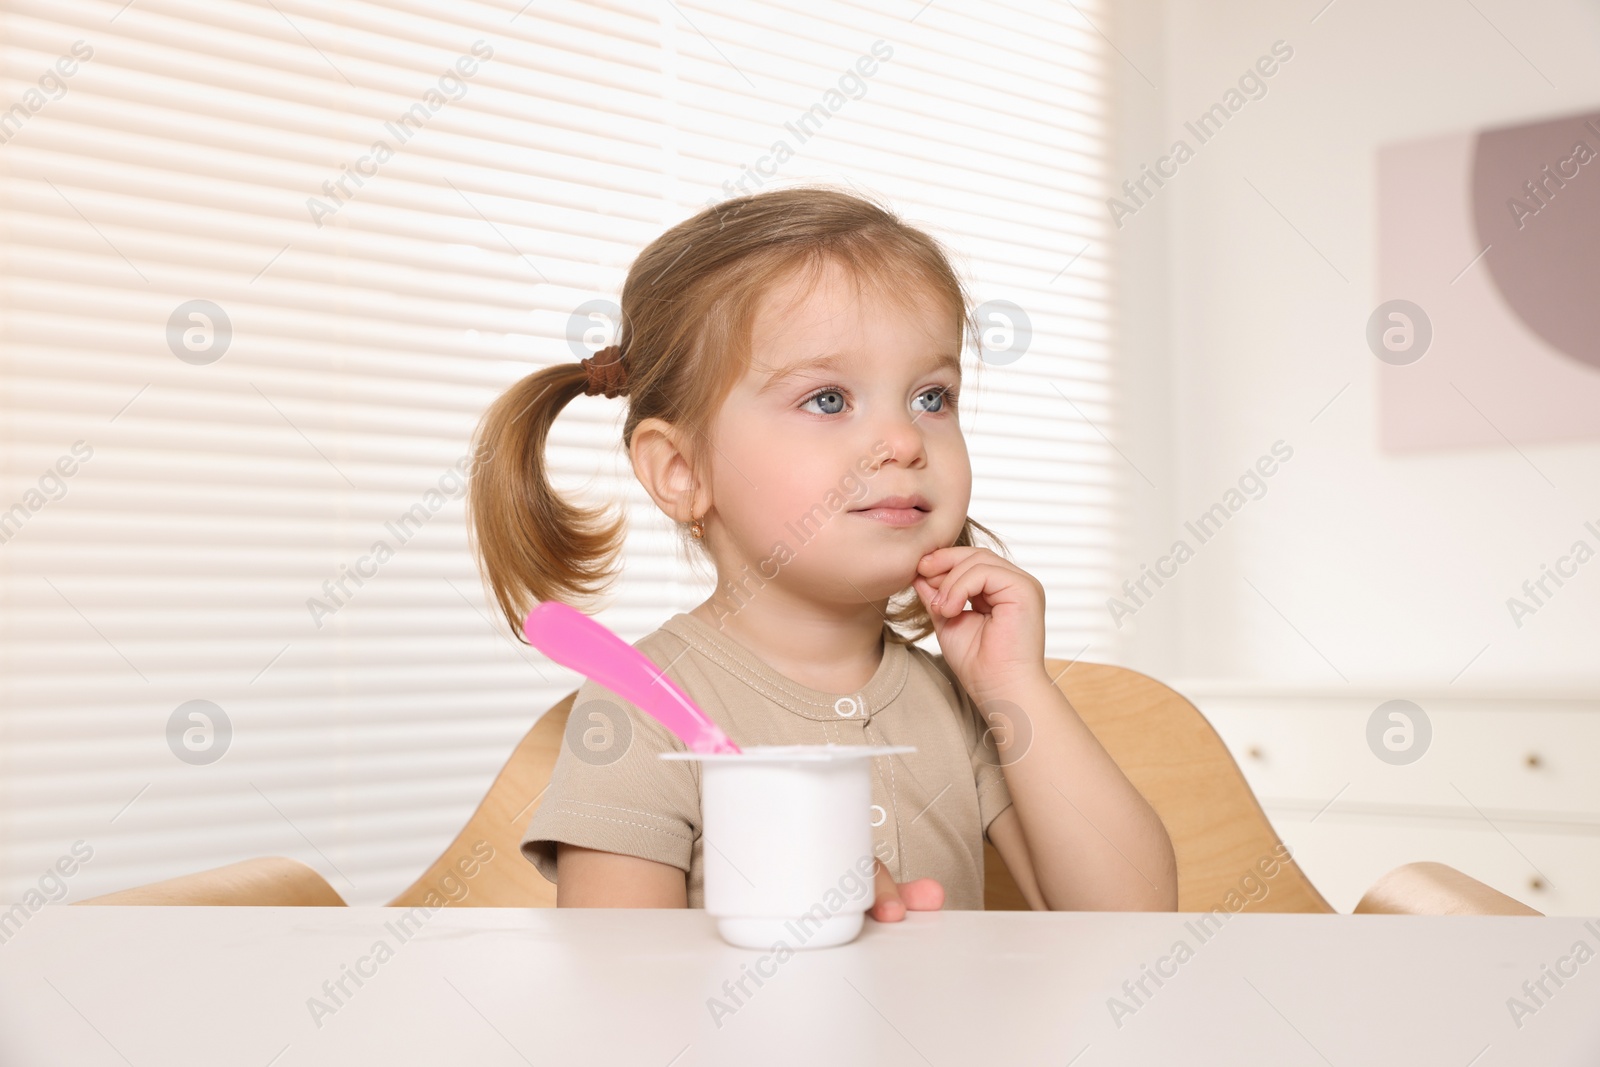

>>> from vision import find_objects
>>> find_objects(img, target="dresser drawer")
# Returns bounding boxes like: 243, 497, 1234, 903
1268, 809, 1600, 916
1194, 698, 1600, 818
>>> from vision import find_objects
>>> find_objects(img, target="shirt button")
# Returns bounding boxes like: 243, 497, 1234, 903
869, 803, 887, 827
834, 696, 860, 717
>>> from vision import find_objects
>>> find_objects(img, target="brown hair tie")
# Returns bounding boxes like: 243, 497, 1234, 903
580, 345, 629, 398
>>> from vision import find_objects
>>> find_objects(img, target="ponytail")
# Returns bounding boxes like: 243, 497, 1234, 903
467, 360, 626, 641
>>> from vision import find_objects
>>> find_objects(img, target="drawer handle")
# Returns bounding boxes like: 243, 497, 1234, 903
1529, 876, 1545, 892
1525, 753, 1542, 769
1246, 745, 1264, 761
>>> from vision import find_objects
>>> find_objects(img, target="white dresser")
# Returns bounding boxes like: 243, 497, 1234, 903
1169, 682, 1600, 916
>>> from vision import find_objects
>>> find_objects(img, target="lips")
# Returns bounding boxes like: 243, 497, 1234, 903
849, 494, 931, 527
851, 495, 930, 513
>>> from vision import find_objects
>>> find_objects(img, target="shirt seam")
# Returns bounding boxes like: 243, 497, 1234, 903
977, 773, 1010, 800
534, 807, 694, 843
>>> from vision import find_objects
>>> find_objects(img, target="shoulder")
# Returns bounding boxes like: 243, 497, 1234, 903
634, 623, 694, 664
559, 617, 690, 697
561, 615, 698, 682
561, 617, 700, 750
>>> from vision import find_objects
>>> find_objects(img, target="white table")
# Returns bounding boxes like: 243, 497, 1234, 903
2, 906, 1597, 1065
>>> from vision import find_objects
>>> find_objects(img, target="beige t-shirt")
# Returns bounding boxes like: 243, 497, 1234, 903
520, 611, 1014, 909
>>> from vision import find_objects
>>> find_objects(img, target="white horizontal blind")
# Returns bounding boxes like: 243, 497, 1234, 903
0, 0, 1117, 906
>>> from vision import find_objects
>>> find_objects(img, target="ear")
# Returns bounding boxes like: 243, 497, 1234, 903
630, 417, 710, 524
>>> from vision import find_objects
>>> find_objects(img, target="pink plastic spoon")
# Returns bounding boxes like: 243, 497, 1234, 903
522, 601, 742, 755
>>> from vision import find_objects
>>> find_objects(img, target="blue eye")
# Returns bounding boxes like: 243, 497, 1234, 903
802, 388, 846, 415
913, 387, 953, 414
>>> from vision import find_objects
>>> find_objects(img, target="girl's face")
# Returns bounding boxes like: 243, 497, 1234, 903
701, 258, 972, 606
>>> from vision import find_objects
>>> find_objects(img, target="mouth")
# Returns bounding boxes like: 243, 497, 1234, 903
849, 495, 931, 527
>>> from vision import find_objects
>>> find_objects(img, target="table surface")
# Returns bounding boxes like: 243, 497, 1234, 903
2, 906, 1598, 1066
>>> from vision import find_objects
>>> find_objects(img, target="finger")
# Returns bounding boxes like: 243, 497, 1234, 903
916, 546, 983, 577
931, 555, 1006, 616
934, 563, 1011, 620
934, 562, 1028, 618
897, 876, 945, 912
928, 554, 984, 614
869, 858, 906, 922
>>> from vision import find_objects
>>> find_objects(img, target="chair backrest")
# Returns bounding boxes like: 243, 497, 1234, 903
390, 693, 575, 908
393, 660, 1333, 914
1037, 660, 1331, 914
79, 856, 348, 907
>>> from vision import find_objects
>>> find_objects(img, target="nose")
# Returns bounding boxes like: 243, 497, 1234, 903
868, 403, 928, 471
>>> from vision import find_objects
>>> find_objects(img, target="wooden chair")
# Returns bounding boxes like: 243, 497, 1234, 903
77, 855, 346, 907
79, 661, 1540, 916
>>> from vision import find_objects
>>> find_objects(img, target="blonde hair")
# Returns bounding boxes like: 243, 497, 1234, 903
468, 185, 1005, 645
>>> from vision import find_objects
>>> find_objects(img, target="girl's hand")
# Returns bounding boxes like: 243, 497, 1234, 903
868, 858, 944, 922
913, 546, 1048, 702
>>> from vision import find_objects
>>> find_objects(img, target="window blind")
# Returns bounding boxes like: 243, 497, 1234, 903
0, 0, 1117, 906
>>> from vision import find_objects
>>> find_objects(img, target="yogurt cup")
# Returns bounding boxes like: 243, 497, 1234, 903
661, 744, 915, 949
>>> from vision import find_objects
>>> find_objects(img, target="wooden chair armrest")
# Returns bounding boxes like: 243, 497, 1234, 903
76, 857, 348, 907
1354, 861, 1542, 916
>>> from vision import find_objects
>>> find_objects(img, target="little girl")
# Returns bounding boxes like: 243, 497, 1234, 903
468, 186, 1176, 920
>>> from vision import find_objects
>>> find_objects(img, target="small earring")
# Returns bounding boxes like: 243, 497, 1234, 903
689, 517, 705, 540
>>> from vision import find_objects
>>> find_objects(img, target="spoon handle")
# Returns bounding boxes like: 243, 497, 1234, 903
523, 601, 741, 755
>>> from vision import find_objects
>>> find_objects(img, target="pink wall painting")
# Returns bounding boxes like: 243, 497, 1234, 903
1375, 108, 1600, 452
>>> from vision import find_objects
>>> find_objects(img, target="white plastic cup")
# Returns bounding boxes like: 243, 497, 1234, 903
661, 744, 915, 949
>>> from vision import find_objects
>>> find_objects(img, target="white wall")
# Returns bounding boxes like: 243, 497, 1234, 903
1112, 0, 1600, 690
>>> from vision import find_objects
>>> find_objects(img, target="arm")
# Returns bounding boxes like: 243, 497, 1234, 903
985, 674, 1177, 912
555, 843, 687, 907
985, 806, 1048, 911
914, 546, 1178, 913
